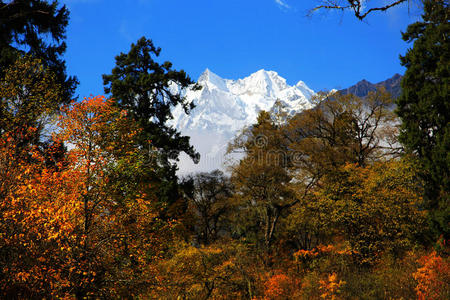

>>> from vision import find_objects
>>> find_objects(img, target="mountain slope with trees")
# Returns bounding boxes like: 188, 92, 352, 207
0, 0, 448, 298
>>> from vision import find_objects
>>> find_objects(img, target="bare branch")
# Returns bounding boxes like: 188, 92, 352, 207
310, 0, 409, 20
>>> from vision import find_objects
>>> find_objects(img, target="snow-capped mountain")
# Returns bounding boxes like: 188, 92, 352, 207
171, 69, 315, 175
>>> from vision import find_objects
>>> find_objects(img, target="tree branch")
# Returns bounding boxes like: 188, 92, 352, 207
310, 0, 409, 20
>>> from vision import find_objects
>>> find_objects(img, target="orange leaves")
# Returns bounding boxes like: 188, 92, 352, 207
263, 272, 301, 300
58, 95, 139, 154
0, 94, 162, 297
0, 162, 80, 296
319, 273, 346, 300
413, 250, 450, 300
294, 244, 354, 262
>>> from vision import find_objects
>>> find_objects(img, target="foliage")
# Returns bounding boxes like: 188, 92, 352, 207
0, 96, 168, 298
286, 90, 398, 175
314, 159, 427, 263
154, 241, 264, 299
414, 250, 450, 300
56, 95, 168, 297
0, 88, 436, 299
0, 0, 77, 101
280, 194, 329, 251
1, 2, 444, 295
0, 56, 63, 145
103, 36, 201, 214
229, 111, 296, 250
185, 170, 234, 245
263, 272, 301, 300
319, 272, 345, 300
397, 0, 450, 239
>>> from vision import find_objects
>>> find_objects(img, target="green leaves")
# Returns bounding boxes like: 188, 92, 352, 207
0, 0, 77, 102
103, 37, 200, 213
397, 0, 449, 239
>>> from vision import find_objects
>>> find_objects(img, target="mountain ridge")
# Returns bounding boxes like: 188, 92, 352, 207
172, 70, 402, 175
172, 69, 315, 174
339, 73, 402, 98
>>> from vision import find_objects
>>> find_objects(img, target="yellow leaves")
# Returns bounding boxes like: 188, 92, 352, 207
319, 273, 346, 300
47, 232, 60, 241
0, 56, 63, 137
294, 244, 355, 262
0, 92, 161, 297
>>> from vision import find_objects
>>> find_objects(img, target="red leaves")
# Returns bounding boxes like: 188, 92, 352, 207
414, 250, 450, 300
263, 273, 300, 300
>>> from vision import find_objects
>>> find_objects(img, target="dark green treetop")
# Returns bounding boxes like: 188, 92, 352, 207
103, 37, 200, 211
0, 0, 77, 102
103, 37, 200, 163
397, 0, 449, 239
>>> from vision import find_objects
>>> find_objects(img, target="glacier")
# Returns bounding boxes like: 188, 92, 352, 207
170, 69, 315, 175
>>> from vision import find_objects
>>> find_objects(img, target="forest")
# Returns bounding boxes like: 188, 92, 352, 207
0, 0, 448, 299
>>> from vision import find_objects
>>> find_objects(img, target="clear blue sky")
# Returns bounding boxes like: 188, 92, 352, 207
61, 0, 422, 99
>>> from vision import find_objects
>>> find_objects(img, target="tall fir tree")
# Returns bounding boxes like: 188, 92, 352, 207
397, 0, 449, 239
103, 37, 200, 215
0, 0, 77, 102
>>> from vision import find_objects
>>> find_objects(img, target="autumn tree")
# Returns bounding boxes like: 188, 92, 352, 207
154, 240, 267, 299
0, 56, 65, 225
0, 140, 83, 298
185, 170, 234, 245
158, 244, 238, 299
397, 0, 449, 239
0, 96, 169, 298
55, 96, 166, 297
314, 158, 427, 264
0, 56, 63, 144
0, 0, 77, 102
285, 89, 398, 186
103, 37, 200, 215
229, 111, 296, 251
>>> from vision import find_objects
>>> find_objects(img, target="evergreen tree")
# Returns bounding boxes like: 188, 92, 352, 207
0, 0, 77, 102
397, 0, 449, 239
103, 37, 200, 213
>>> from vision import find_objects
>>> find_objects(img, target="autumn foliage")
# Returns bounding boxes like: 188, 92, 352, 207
2, 90, 448, 299
1, 52, 448, 300
414, 250, 450, 300
0, 95, 172, 298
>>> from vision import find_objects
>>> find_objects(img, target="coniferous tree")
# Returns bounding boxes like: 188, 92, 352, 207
397, 0, 449, 239
0, 0, 77, 102
103, 37, 200, 213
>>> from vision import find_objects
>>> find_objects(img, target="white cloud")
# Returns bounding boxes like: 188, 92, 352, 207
274, 0, 290, 9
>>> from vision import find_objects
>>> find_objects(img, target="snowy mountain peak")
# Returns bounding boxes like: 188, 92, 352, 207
198, 68, 227, 90
172, 69, 316, 174
230, 69, 289, 97
198, 68, 215, 82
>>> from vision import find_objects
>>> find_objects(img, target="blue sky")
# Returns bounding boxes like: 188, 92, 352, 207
61, 0, 422, 99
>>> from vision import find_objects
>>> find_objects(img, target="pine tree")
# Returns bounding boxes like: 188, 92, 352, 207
0, 0, 77, 102
397, 0, 449, 239
103, 37, 200, 214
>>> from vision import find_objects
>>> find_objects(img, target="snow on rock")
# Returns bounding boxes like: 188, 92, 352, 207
170, 69, 315, 175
